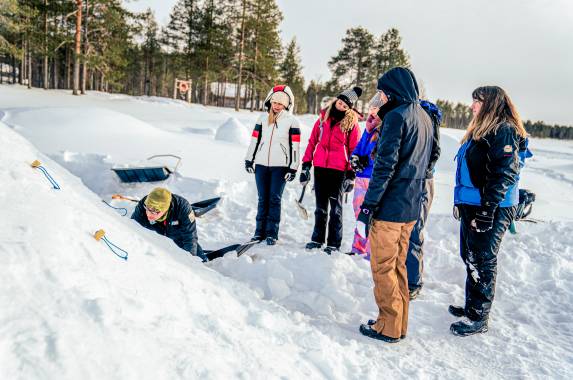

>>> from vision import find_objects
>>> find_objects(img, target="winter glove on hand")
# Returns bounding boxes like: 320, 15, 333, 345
471, 204, 496, 233
350, 155, 364, 173
356, 205, 374, 238
284, 168, 297, 182
342, 170, 356, 193
359, 155, 370, 169
245, 160, 255, 174
299, 162, 312, 185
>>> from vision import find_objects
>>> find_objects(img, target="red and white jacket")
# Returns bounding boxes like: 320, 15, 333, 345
245, 111, 301, 170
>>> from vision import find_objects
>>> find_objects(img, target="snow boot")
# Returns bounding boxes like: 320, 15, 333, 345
305, 241, 322, 250
450, 318, 488, 337
251, 236, 264, 243
366, 320, 406, 339
409, 287, 422, 300
448, 305, 465, 318
359, 324, 400, 343
266, 237, 277, 246
323, 246, 339, 255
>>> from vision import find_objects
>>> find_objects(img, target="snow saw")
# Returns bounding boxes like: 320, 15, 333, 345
295, 184, 309, 220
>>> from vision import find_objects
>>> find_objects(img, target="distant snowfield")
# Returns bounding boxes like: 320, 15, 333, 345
1, 85, 572, 379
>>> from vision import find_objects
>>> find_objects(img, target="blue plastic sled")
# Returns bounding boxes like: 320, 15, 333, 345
112, 155, 181, 183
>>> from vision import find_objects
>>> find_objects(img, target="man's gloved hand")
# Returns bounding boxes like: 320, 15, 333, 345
284, 168, 297, 182
245, 160, 255, 174
471, 204, 496, 233
356, 204, 374, 238
350, 155, 364, 172
300, 162, 312, 185
342, 170, 356, 193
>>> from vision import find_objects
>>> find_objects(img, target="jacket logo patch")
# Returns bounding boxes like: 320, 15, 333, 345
170, 220, 180, 226
188, 211, 196, 223
503, 145, 513, 153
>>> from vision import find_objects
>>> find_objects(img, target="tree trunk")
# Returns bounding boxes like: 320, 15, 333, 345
73, 0, 83, 95
43, 0, 49, 89
235, 0, 247, 111
27, 43, 32, 89
81, 0, 89, 94
12, 55, 17, 84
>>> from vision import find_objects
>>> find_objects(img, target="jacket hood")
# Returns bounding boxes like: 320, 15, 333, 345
377, 67, 419, 104
264, 85, 295, 112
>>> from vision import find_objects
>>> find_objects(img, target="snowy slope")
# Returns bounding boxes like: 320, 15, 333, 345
1, 85, 573, 379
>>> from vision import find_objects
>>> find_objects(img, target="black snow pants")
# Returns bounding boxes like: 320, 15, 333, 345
458, 204, 516, 321
254, 164, 287, 240
311, 167, 345, 248
406, 178, 434, 290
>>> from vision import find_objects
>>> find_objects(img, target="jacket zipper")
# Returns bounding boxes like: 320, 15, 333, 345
267, 121, 277, 166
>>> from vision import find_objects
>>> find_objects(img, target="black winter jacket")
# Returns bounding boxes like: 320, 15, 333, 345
363, 67, 434, 222
131, 194, 199, 256
465, 123, 522, 207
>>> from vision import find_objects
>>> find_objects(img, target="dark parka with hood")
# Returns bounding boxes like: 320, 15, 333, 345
362, 67, 434, 222
131, 194, 200, 257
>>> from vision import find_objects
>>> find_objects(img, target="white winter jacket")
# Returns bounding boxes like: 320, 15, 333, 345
245, 111, 301, 170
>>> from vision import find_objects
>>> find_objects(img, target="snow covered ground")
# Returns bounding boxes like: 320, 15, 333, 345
1, 84, 572, 379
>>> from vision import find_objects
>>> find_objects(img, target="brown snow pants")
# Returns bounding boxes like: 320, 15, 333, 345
369, 219, 416, 339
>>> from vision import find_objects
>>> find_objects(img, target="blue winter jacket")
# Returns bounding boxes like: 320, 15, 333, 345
454, 125, 532, 207
352, 128, 378, 179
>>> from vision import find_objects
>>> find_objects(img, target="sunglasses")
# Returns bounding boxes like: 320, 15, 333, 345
144, 205, 163, 215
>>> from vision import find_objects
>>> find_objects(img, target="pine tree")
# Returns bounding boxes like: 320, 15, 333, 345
371, 28, 410, 78
327, 26, 374, 96
195, 0, 233, 105
279, 37, 305, 113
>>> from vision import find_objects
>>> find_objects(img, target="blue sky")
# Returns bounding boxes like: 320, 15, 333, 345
125, 0, 573, 125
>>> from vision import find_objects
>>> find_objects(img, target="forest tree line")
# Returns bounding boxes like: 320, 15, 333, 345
0, 0, 570, 138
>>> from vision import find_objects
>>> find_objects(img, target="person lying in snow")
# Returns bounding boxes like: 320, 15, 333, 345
131, 187, 230, 262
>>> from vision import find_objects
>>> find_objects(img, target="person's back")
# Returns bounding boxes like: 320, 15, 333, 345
357, 67, 434, 343
366, 69, 433, 222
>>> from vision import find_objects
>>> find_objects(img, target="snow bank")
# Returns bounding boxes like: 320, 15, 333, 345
2, 85, 573, 378
215, 117, 250, 145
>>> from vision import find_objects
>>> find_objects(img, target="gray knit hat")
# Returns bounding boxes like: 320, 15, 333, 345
337, 86, 363, 108
368, 91, 385, 109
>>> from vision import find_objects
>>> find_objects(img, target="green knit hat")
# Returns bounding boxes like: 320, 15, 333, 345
145, 187, 172, 212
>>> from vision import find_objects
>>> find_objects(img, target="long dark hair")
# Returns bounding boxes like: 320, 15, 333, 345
462, 86, 527, 143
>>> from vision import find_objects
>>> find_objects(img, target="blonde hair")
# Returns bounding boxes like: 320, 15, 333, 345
322, 99, 358, 133
268, 109, 280, 125
462, 86, 527, 143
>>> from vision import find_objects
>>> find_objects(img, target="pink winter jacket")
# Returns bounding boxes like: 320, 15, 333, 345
302, 111, 360, 171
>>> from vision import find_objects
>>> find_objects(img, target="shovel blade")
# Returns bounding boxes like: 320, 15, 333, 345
296, 200, 309, 220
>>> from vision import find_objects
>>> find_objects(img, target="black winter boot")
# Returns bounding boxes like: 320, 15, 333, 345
251, 236, 264, 242
448, 305, 465, 318
366, 320, 406, 339
450, 318, 488, 337
409, 287, 422, 300
359, 324, 400, 343
266, 237, 277, 246
323, 246, 339, 255
305, 241, 322, 250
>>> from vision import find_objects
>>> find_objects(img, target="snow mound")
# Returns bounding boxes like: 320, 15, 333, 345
215, 117, 250, 145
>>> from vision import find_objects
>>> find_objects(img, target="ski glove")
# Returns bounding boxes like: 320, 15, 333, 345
284, 168, 297, 182
350, 155, 370, 173
300, 162, 312, 185
350, 155, 364, 172
342, 170, 356, 193
471, 204, 496, 233
245, 160, 255, 174
356, 205, 374, 238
